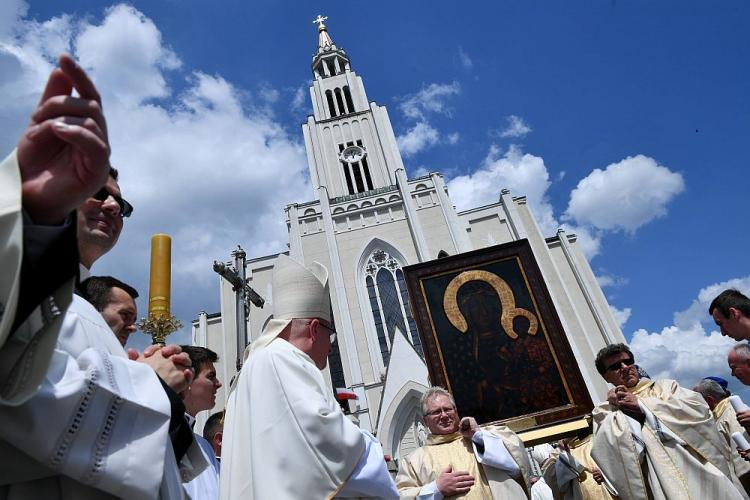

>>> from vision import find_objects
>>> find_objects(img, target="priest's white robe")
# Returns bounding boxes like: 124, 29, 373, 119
220, 337, 398, 500
396, 427, 532, 499
591, 378, 745, 500
0, 295, 187, 499
184, 432, 221, 499
0, 151, 73, 406
714, 397, 750, 494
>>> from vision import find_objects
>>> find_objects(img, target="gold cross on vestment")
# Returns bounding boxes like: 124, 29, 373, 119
312, 15, 328, 28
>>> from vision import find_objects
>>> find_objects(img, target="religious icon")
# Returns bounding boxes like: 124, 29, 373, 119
404, 239, 593, 432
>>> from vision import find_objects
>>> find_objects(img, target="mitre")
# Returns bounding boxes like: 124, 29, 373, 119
245, 254, 331, 358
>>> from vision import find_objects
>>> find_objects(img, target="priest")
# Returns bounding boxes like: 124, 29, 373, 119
396, 386, 532, 499
220, 254, 398, 499
590, 343, 746, 500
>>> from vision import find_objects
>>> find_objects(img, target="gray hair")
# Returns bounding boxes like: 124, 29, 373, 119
731, 343, 750, 359
420, 387, 456, 416
692, 379, 729, 401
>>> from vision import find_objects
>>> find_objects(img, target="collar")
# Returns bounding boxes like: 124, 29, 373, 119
714, 397, 731, 419
426, 431, 463, 446
627, 378, 654, 396
185, 412, 196, 429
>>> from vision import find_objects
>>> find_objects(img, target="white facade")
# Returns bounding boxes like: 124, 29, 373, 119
192, 23, 626, 459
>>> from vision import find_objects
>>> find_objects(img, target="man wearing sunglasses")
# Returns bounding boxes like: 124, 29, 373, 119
590, 343, 745, 499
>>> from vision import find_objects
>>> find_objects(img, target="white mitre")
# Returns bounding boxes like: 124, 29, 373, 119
246, 253, 330, 357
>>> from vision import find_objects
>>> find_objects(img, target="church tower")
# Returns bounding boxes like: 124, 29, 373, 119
194, 16, 626, 461
303, 15, 406, 199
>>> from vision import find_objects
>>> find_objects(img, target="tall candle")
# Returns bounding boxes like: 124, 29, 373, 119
148, 234, 171, 319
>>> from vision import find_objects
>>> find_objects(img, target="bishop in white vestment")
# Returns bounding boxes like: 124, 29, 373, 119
220, 254, 398, 500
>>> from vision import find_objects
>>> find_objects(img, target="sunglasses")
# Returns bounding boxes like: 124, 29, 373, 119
93, 187, 133, 218
605, 357, 635, 373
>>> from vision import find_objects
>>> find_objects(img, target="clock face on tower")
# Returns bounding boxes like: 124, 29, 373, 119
340, 145, 366, 164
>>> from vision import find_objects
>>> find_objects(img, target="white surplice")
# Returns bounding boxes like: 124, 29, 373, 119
184, 431, 221, 499
0, 295, 186, 499
220, 337, 398, 500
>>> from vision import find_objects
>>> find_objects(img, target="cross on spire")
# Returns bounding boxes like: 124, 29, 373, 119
312, 15, 328, 31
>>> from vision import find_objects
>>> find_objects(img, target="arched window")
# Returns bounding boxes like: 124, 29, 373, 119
325, 90, 337, 117
364, 249, 422, 365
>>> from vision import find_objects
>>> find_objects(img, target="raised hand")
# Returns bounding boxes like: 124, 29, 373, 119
18, 53, 110, 224
436, 465, 474, 496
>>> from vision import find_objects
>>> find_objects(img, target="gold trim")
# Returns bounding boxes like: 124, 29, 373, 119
518, 418, 590, 446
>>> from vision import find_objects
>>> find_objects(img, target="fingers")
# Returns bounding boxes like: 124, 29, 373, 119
49, 121, 109, 166
143, 345, 161, 357
127, 348, 139, 361
37, 67, 73, 107
59, 53, 102, 105
169, 352, 192, 369
32, 95, 107, 138
160, 344, 183, 357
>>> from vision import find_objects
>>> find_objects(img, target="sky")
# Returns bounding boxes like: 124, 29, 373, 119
1, 1, 749, 398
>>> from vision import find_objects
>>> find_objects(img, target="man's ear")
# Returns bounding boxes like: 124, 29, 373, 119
730, 307, 742, 320
215, 431, 223, 447
308, 318, 320, 341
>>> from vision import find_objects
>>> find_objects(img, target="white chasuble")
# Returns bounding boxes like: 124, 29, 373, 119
542, 434, 616, 500
220, 337, 397, 500
591, 378, 745, 500
396, 427, 531, 499
714, 398, 750, 494
0, 296, 185, 499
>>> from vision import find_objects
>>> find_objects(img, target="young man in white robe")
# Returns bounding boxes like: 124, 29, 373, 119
396, 386, 532, 499
181, 345, 223, 499
220, 254, 398, 499
590, 343, 746, 500
0, 54, 201, 499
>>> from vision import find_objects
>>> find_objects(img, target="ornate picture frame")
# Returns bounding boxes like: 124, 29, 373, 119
403, 239, 593, 433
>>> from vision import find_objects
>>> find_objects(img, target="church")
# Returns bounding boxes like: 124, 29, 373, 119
191, 17, 626, 461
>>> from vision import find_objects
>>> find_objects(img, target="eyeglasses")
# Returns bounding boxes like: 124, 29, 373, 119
605, 357, 635, 373
318, 323, 337, 344
93, 187, 133, 218
425, 406, 457, 418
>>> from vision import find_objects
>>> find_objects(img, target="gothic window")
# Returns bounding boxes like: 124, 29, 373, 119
343, 85, 355, 113
364, 249, 422, 365
334, 88, 346, 116
326, 90, 337, 117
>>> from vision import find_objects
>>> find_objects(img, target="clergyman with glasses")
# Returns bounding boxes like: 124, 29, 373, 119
590, 343, 746, 499
220, 254, 398, 500
396, 386, 533, 499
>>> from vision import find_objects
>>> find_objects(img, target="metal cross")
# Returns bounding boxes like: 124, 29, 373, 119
312, 15, 328, 28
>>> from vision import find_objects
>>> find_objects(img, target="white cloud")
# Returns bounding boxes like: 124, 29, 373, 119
458, 46, 472, 70
397, 121, 438, 157
565, 155, 685, 233
629, 275, 750, 397
399, 81, 460, 120
609, 305, 632, 329
75, 4, 181, 106
596, 272, 628, 289
499, 115, 532, 138
410, 165, 430, 178
258, 84, 279, 104
446, 132, 459, 145
0, 4, 310, 350
291, 84, 307, 112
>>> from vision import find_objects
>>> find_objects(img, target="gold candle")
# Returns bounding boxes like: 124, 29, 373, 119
148, 233, 171, 319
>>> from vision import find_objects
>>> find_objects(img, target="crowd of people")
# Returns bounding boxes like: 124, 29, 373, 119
3, 54, 750, 500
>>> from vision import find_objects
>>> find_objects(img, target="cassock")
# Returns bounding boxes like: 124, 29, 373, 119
0, 294, 193, 499
220, 337, 397, 499
542, 435, 616, 500
591, 378, 745, 500
714, 398, 750, 493
396, 426, 532, 499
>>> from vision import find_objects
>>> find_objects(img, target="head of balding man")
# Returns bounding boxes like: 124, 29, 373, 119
728, 344, 750, 386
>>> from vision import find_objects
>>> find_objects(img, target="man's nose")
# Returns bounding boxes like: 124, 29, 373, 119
101, 195, 121, 216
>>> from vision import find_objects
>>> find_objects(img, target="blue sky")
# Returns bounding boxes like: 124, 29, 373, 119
2, 1, 748, 396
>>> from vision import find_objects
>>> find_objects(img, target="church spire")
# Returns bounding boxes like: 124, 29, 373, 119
313, 15, 334, 50
310, 15, 350, 79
